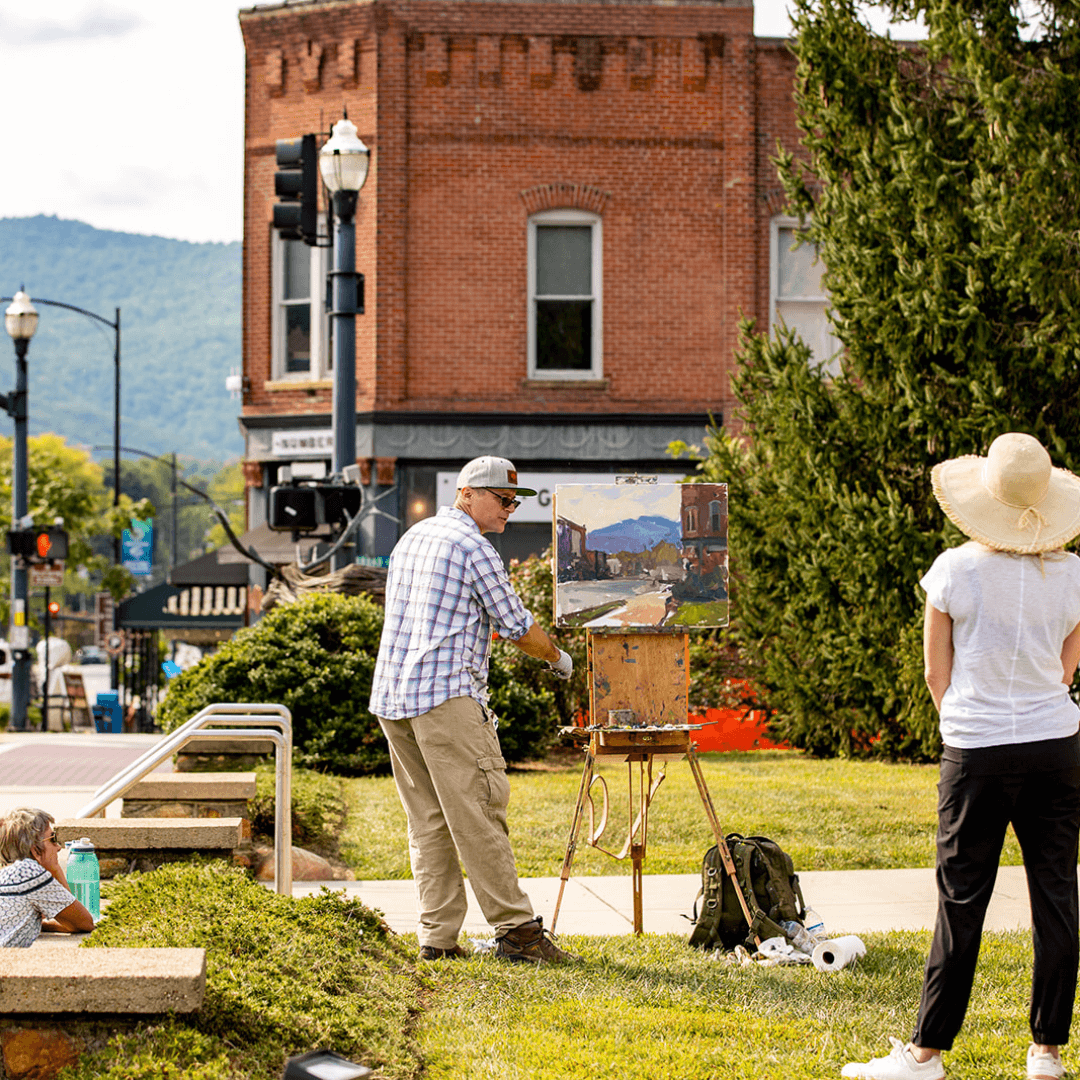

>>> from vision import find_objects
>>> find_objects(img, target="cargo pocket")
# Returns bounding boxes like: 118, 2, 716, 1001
477, 755, 510, 818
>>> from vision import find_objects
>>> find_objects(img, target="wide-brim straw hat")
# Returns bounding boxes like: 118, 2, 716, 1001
932, 433, 1080, 553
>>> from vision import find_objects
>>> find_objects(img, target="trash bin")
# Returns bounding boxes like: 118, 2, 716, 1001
92, 691, 122, 733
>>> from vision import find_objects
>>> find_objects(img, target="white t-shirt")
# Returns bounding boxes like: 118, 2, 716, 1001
920, 542, 1080, 748
0, 858, 77, 948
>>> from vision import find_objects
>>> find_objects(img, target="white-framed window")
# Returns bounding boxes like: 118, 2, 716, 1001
527, 209, 603, 379
770, 216, 841, 375
272, 235, 329, 380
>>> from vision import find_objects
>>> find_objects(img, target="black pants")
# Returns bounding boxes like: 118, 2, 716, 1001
912, 736, 1080, 1050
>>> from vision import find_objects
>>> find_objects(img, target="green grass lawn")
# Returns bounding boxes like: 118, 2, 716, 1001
85, 861, 1060, 1079
416, 929, 1051, 1080
339, 749, 1024, 879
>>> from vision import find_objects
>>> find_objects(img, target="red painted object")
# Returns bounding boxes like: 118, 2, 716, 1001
690, 707, 786, 753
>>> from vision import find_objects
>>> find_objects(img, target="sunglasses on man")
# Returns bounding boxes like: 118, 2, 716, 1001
484, 490, 521, 510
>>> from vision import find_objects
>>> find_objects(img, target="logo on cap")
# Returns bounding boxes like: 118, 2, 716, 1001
507, 470, 518, 484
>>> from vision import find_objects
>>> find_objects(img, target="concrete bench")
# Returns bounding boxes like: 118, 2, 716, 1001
0, 948, 205, 1013
56, 818, 244, 877
121, 773, 256, 841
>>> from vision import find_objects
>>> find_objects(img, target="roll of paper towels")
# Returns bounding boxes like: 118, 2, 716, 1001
811, 935, 867, 972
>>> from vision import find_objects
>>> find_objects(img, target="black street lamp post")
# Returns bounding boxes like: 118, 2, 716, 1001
318, 114, 370, 571
3, 291, 39, 729
1, 293, 122, 729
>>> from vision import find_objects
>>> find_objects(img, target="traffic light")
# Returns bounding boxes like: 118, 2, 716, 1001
33, 527, 68, 562
269, 485, 319, 531
6, 527, 67, 562
321, 485, 362, 525
268, 484, 362, 531
273, 134, 318, 245
7, 530, 34, 558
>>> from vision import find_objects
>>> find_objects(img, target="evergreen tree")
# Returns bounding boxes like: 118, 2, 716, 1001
694, 0, 1080, 757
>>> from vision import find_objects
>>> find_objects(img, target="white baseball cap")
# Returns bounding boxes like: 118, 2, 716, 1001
456, 456, 537, 496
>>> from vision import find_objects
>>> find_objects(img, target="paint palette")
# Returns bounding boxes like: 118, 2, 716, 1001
554, 483, 728, 629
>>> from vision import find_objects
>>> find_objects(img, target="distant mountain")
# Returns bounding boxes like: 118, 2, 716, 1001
0, 215, 242, 461
587, 515, 681, 554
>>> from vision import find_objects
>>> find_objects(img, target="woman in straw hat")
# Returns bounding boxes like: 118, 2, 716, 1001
843, 433, 1080, 1080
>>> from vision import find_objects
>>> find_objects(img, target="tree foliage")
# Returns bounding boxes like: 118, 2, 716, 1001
0, 433, 155, 611
693, 0, 1080, 758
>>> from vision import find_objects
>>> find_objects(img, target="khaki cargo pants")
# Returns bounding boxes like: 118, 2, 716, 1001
377, 696, 536, 949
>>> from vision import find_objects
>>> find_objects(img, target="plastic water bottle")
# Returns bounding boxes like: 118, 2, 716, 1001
780, 919, 817, 953
66, 837, 100, 921
803, 906, 826, 942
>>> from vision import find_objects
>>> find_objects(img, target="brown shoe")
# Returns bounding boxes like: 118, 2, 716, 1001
419, 944, 470, 961
493, 918, 580, 964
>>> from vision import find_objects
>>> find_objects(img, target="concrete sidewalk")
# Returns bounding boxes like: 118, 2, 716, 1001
0, 729, 1038, 940
294, 864, 1035, 940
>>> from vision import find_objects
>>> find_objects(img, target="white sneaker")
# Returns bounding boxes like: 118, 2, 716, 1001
1027, 1045, 1065, 1080
841, 1037, 945, 1080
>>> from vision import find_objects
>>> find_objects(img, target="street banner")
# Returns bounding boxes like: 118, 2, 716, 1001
121, 518, 154, 576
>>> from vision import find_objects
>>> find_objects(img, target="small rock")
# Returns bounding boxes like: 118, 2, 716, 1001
2, 1028, 83, 1079
254, 845, 334, 881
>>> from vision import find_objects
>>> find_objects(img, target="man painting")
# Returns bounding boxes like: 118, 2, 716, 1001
370, 456, 576, 962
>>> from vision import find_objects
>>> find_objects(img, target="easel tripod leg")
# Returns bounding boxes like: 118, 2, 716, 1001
687, 747, 760, 946
551, 750, 594, 934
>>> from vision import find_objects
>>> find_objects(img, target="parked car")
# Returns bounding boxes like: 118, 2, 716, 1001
74, 646, 109, 665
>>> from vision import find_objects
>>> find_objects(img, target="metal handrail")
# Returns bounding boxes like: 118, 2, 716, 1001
86, 695, 291, 799
75, 702, 293, 895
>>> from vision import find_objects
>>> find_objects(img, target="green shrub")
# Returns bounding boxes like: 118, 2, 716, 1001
251, 763, 348, 858
71, 861, 423, 1080
158, 593, 390, 775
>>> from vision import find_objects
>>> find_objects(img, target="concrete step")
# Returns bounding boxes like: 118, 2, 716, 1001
174, 738, 276, 773
120, 773, 256, 840
123, 772, 256, 801
56, 817, 244, 877
56, 818, 243, 850
0, 948, 205, 1013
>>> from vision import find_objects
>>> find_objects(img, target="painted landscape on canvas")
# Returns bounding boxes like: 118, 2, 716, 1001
554, 483, 728, 629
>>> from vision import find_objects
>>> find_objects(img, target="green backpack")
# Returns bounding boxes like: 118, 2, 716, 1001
687, 833, 806, 952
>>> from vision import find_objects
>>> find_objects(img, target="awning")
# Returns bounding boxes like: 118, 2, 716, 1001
168, 523, 330, 587
118, 581, 245, 632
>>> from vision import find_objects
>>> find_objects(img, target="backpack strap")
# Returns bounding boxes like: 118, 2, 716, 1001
715, 833, 761, 947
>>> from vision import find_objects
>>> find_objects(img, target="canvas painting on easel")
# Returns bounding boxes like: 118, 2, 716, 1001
554, 483, 728, 629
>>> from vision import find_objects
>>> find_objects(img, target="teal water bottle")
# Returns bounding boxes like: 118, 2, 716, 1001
66, 838, 100, 921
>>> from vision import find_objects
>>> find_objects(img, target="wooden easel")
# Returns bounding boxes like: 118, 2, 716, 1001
551, 630, 757, 938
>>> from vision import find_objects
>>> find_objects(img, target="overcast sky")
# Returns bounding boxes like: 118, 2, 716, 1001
0, 1, 924, 245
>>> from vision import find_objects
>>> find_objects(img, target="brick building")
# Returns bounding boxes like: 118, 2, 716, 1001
237, 0, 820, 565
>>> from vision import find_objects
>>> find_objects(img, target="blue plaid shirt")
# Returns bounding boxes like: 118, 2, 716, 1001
369, 507, 533, 719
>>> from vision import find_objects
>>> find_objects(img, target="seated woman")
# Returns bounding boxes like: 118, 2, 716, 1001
0, 808, 94, 947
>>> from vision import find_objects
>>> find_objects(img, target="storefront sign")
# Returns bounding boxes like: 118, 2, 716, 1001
271, 429, 334, 458
435, 472, 684, 524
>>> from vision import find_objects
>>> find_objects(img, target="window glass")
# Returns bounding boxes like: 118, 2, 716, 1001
777, 227, 825, 298
536, 300, 592, 371
283, 240, 311, 301
536, 226, 592, 296
285, 304, 311, 373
